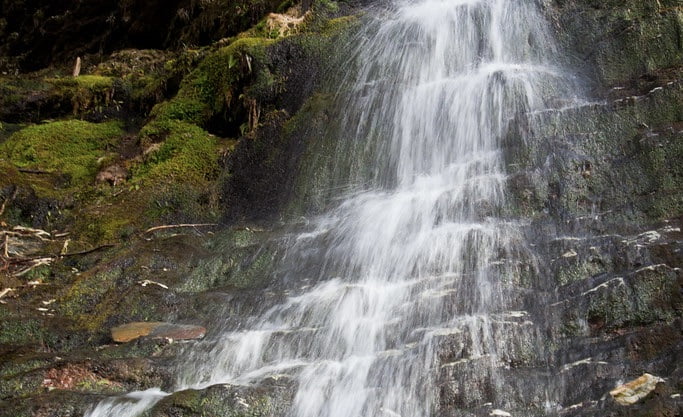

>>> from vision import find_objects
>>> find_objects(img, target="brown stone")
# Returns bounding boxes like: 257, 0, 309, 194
111, 322, 206, 343
609, 373, 664, 405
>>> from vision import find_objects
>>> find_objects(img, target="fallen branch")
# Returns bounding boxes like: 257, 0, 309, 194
60, 244, 115, 258
60, 239, 70, 256
14, 257, 53, 277
18, 168, 53, 175
138, 280, 169, 290
12, 226, 52, 240
144, 223, 218, 234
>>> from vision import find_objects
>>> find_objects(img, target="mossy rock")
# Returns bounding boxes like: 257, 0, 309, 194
136, 121, 220, 186
148, 36, 276, 134
0, 308, 56, 350
0, 390, 100, 417
146, 380, 294, 417
0, 120, 124, 189
134, 120, 224, 224
506, 79, 683, 232
585, 265, 681, 330
0, 72, 123, 122
57, 235, 211, 338
551, 0, 683, 88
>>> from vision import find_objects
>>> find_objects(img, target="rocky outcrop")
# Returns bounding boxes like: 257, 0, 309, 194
460, 0, 683, 415
0, 0, 290, 72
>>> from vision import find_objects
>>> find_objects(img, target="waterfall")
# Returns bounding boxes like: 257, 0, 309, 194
86, 0, 580, 416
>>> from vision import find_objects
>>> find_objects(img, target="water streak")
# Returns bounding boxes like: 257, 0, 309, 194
86, 0, 580, 416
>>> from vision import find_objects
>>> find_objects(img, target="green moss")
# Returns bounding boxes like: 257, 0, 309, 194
0, 370, 44, 400
556, 3, 683, 86
0, 309, 55, 348
149, 98, 208, 126
47, 75, 116, 114
0, 76, 53, 107
50, 75, 114, 90
0, 120, 123, 188
315, 0, 340, 13
134, 119, 222, 223
83, 215, 133, 244
150, 37, 275, 127
0, 355, 49, 380
136, 120, 219, 186
0, 160, 22, 187
318, 15, 359, 36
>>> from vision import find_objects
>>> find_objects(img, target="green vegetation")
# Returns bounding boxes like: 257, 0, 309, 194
1, 120, 123, 188
150, 37, 275, 132
137, 121, 219, 185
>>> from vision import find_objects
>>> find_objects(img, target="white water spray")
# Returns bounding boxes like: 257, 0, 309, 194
86, 0, 580, 416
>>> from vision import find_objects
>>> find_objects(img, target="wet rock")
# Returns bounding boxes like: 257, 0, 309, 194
0, 390, 100, 417
111, 322, 206, 343
147, 377, 295, 417
549, 0, 683, 89
609, 373, 664, 406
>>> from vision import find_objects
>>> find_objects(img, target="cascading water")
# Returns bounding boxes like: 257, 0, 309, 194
87, 0, 581, 416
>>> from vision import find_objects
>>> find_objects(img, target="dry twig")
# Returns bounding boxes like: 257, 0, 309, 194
12, 226, 52, 239
17, 168, 53, 175
14, 257, 53, 277
144, 223, 218, 234
60, 244, 115, 258
138, 280, 169, 289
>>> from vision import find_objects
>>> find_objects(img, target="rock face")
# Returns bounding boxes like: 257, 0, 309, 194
445, 0, 683, 415
111, 322, 206, 343
0, 0, 681, 417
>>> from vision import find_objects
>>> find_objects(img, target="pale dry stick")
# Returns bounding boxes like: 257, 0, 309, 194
73, 57, 81, 77
14, 257, 54, 277
0, 288, 13, 299
60, 239, 70, 256
138, 280, 169, 289
13, 226, 52, 240
144, 223, 218, 234
59, 244, 115, 257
